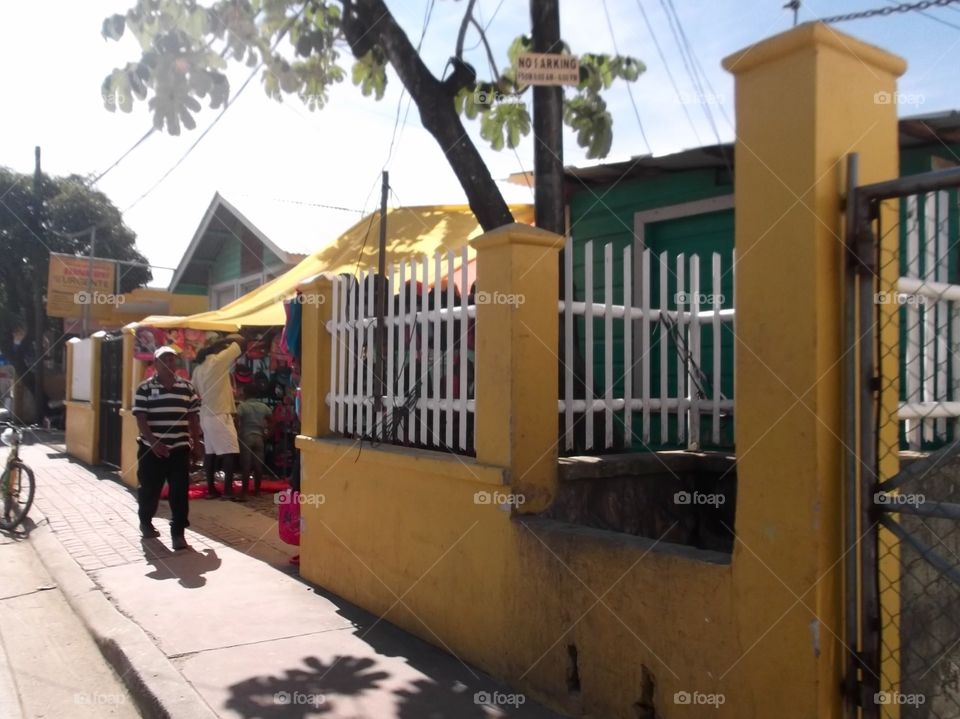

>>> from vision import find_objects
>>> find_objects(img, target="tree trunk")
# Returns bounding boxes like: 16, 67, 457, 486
343, 0, 515, 232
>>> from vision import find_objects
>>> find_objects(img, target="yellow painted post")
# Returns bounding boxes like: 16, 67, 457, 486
296, 275, 337, 438
723, 22, 904, 717
121, 331, 134, 410
90, 332, 104, 465
471, 223, 564, 513
118, 329, 140, 486
65, 340, 75, 402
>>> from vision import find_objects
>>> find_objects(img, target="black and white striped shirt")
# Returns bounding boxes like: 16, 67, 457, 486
133, 376, 200, 450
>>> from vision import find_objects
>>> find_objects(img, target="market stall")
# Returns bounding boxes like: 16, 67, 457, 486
117, 203, 535, 489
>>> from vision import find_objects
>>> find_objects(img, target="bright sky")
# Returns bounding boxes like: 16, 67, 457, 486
2, 0, 958, 288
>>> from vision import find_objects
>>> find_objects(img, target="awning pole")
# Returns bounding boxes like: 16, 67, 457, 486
374, 171, 389, 437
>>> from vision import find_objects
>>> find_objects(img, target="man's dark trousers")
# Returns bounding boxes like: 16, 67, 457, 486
137, 445, 191, 535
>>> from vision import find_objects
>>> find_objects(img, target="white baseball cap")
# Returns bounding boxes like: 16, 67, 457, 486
154, 346, 178, 360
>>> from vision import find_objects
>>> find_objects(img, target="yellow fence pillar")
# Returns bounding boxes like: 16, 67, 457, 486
65, 340, 75, 403
296, 275, 337, 439
471, 223, 564, 513
723, 22, 904, 718
90, 332, 103, 465
119, 329, 140, 486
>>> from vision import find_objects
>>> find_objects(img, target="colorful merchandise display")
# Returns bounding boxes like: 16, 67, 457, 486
137, 324, 301, 489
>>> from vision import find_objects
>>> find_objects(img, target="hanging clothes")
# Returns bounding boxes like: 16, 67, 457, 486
282, 296, 302, 363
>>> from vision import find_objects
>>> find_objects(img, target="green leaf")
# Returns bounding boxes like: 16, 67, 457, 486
564, 93, 613, 158
479, 101, 531, 152
179, 105, 197, 131
350, 50, 386, 100
186, 8, 208, 39
102, 14, 126, 41
506, 35, 531, 67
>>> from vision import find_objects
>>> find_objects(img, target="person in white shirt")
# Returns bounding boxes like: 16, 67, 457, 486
192, 333, 244, 499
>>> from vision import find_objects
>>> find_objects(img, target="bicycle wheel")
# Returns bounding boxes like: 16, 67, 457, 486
1, 461, 35, 530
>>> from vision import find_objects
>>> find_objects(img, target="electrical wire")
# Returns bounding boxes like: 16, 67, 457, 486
91, 6, 269, 189
464, 0, 506, 52
89, 128, 155, 187
633, 0, 703, 147
382, 0, 436, 171
122, 5, 305, 214
659, 0, 731, 175
599, 0, 653, 155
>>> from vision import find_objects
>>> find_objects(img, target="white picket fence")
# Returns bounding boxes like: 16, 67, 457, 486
558, 237, 735, 452
325, 248, 476, 453
898, 191, 960, 449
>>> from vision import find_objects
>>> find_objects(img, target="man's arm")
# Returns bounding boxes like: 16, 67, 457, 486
135, 413, 169, 457
206, 339, 243, 373
188, 414, 202, 461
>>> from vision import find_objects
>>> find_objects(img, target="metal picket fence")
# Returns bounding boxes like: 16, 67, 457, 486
326, 248, 476, 454
558, 236, 735, 454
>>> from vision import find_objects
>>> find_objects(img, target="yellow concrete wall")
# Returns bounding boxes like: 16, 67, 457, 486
65, 401, 97, 465
298, 437, 738, 717
65, 336, 102, 465
296, 22, 904, 719
118, 330, 145, 487
119, 410, 139, 488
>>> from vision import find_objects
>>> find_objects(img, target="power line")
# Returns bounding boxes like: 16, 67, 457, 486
89, 128, 155, 187
633, 0, 703, 147
122, 7, 305, 214
600, 0, 653, 156
383, 0, 436, 171
90, 6, 270, 189
464, 0, 507, 52
658, 0, 729, 159
664, 0, 733, 131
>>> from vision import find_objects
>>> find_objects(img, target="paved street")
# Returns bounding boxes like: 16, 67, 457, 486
1, 437, 559, 718
0, 533, 138, 718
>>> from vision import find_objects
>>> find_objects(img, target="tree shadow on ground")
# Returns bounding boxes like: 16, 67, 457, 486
224, 655, 525, 719
141, 540, 221, 588
224, 655, 387, 718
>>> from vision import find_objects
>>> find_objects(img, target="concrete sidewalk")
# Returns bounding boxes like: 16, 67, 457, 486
13, 440, 560, 718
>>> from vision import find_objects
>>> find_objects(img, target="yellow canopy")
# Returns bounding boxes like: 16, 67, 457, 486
137, 203, 534, 331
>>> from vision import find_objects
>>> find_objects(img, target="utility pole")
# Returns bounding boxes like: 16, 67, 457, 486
32, 146, 46, 424
530, 0, 565, 235
531, 0, 584, 443
373, 171, 389, 435
81, 226, 97, 338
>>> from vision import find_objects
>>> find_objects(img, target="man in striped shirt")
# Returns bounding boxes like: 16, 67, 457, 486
133, 346, 202, 549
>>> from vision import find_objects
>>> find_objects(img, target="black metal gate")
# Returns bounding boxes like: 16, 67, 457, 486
846, 156, 960, 719
98, 334, 123, 467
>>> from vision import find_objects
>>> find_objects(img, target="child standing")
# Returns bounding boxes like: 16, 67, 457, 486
235, 385, 273, 500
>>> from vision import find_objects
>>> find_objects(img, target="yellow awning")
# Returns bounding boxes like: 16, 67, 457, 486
137, 203, 534, 331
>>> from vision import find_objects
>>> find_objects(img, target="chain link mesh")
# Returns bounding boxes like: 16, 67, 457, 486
873, 190, 960, 718
821, 0, 960, 24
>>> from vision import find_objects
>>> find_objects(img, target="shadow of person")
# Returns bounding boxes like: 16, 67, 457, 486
224, 655, 389, 718
141, 540, 221, 588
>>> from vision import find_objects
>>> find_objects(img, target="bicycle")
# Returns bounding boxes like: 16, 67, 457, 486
0, 422, 35, 531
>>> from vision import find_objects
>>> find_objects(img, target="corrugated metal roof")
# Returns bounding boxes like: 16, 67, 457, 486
507, 109, 960, 189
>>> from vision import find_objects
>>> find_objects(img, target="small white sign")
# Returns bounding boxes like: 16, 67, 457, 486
516, 52, 580, 86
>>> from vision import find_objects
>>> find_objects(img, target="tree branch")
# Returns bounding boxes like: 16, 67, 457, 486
341, 0, 514, 231
469, 16, 500, 82
455, 0, 478, 61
